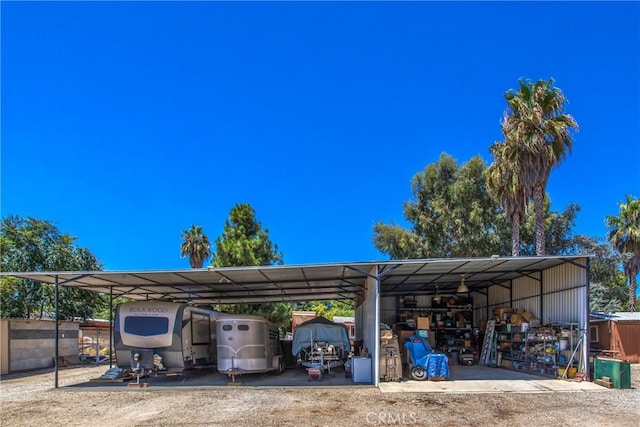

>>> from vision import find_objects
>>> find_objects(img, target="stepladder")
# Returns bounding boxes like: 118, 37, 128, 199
480, 320, 497, 367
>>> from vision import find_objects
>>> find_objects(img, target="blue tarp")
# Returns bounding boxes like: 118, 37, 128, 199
291, 317, 351, 357
404, 336, 450, 378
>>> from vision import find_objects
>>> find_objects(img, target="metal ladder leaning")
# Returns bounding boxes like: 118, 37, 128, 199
480, 320, 497, 366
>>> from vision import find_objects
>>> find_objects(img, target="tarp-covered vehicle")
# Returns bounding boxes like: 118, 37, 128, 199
404, 335, 450, 381
292, 317, 351, 380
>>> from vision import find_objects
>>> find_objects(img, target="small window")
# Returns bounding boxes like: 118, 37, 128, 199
191, 312, 211, 345
590, 325, 599, 343
238, 325, 249, 331
222, 325, 232, 331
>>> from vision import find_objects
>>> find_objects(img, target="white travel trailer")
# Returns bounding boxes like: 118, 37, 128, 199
216, 313, 284, 380
114, 301, 218, 375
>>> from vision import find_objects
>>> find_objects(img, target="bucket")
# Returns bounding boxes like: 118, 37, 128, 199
559, 338, 569, 350
558, 367, 577, 378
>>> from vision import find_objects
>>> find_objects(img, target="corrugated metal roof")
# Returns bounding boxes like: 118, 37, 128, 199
0, 255, 590, 304
591, 312, 640, 321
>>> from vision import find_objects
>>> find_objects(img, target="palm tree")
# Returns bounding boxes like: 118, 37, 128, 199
605, 195, 640, 312
180, 225, 211, 269
486, 141, 527, 256
501, 78, 578, 255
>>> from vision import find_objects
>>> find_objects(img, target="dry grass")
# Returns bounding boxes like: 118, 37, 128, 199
1, 364, 638, 426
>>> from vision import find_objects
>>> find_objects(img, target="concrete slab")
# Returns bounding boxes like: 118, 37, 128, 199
68, 365, 364, 390
65, 364, 608, 394
379, 379, 606, 393
379, 365, 607, 393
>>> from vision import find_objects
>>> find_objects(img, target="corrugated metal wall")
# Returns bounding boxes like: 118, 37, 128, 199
511, 274, 541, 315
474, 261, 588, 334
380, 296, 396, 326
542, 262, 587, 328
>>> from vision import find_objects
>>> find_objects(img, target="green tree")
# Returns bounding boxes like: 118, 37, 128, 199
501, 78, 578, 255
519, 199, 580, 256
373, 153, 580, 260
212, 203, 288, 323
1, 215, 104, 320
486, 140, 527, 256
180, 225, 211, 268
212, 203, 283, 267
374, 153, 510, 259
605, 195, 640, 312
566, 235, 628, 312
296, 300, 355, 321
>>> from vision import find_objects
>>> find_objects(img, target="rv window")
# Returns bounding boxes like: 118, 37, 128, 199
222, 325, 232, 331
237, 325, 249, 331
191, 313, 211, 345
124, 316, 169, 336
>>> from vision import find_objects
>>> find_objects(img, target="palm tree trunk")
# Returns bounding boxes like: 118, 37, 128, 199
512, 212, 521, 256
534, 182, 546, 255
630, 274, 637, 312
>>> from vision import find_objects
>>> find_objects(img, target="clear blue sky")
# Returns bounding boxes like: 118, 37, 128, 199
2, 2, 639, 271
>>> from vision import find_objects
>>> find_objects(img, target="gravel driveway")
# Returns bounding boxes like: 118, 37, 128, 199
1, 363, 638, 426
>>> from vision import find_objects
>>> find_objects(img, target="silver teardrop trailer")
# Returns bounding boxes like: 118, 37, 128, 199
216, 313, 284, 381
114, 301, 218, 376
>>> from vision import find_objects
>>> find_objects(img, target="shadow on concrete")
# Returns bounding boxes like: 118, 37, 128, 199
65, 365, 367, 389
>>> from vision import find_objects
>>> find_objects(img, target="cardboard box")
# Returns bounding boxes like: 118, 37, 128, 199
501, 359, 513, 368
396, 330, 415, 345
416, 317, 431, 330
493, 307, 513, 321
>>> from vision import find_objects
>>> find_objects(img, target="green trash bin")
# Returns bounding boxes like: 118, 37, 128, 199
593, 357, 631, 389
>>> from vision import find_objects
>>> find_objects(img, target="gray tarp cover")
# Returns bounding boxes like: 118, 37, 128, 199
291, 317, 352, 356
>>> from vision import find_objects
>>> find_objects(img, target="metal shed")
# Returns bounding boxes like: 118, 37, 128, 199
1, 255, 591, 387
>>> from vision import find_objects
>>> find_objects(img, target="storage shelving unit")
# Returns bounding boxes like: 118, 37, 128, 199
495, 323, 582, 377
495, 327, 527, 371
398, 304, 473, 352
524, 327, 558, 376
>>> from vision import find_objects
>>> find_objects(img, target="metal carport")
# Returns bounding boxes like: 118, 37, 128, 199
1, 255, 591, 388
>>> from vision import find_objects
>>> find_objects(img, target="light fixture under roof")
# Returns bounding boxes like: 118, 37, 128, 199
432, 285, 441, 303
457, 274, 469, 293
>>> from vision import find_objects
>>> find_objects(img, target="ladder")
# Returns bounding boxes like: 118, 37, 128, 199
480, 320, 497, 367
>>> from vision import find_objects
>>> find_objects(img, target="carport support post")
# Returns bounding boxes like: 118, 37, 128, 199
54, 274, 59, 389
585, 257, 591, 380
374, 265, 380, 387
109, 287, 113, 368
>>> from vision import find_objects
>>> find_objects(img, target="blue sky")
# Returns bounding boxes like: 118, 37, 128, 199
2, 2, 639, 271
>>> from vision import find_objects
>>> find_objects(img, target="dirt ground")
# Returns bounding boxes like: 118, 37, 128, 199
1, 363, 638, 427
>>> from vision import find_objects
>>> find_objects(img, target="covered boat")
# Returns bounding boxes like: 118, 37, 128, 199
292, 317, 351, 380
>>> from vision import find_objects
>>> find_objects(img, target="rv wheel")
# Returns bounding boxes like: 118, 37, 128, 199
411, 366, 427, 381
